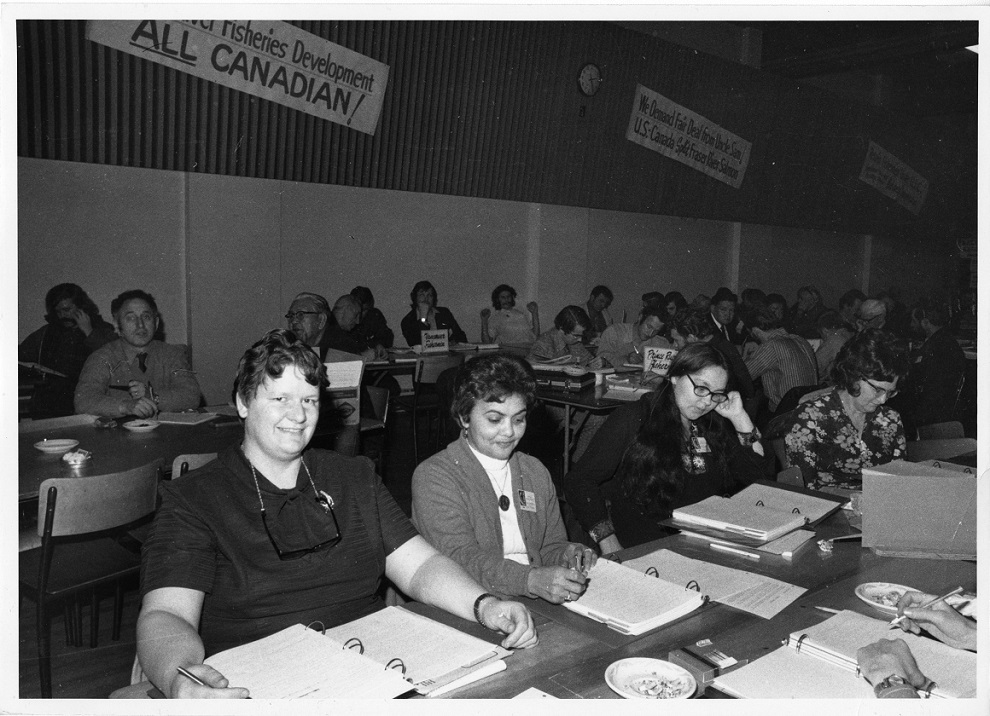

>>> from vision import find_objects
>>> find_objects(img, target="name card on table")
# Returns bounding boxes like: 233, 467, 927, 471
644, 347, 677, 376
421, 330, 449, 354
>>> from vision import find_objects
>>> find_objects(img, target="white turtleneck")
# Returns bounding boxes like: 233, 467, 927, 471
466, 442, 529, 565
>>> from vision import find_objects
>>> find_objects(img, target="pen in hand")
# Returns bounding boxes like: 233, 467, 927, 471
176, 666, 206, 686
889, 586, 964, 627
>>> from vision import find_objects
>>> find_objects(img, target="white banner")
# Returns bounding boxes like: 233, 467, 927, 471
86, 20, 389, 136
626, 84, 751, 189
858, 141, 929, 216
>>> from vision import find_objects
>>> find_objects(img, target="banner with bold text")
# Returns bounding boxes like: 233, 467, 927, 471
626, 84, 751, 189
858, 141, 928, 216
86, 20, 389, 135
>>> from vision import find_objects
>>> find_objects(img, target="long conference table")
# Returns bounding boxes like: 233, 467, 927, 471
113, 506, 976, 699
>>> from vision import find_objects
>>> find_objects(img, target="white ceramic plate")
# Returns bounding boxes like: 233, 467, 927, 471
604, 658, 696, 700
122, 420, 160, 433
855, 582, 916, 615
34, 438, 79, 454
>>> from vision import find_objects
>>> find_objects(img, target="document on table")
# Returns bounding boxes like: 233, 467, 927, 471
325, 606, 510, 696
621, 549, 805, 619
203, 624, 412, 699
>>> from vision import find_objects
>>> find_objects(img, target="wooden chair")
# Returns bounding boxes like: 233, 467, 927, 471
776, 466, 804, 487
359, 385, 391, 475
396, 354, 463, 464
906, 437, 977, 463
916, 421, 965, 441
170, 452, 217, 478
19, 459, 162, 698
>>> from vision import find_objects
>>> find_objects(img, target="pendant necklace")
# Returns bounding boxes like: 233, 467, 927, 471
494, 463, 511, 511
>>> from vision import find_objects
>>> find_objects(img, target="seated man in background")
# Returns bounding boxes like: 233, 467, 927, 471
19, 283, 117, 418
75, 290, 201, 417
707, 287, 740, 344
837, 288, 866, 331
814, 310, 853, 378
285, 291, 337, 360
903, 301, 967, 428
584, 285, 614, 344
480, 284, 539, 345
350, 286, 394, 352
787, 285, 826, 340
744, 307, 818, 416
856, 298, 887, 332
596, 305, 668, 368
327, 295, 385, 362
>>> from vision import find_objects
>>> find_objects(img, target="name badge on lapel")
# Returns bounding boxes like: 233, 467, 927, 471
517, 489, 537, 512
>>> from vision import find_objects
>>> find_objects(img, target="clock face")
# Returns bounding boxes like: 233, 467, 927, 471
578, 63, 602, 96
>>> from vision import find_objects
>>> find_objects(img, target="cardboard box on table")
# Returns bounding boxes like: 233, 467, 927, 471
861, 460, 976, 560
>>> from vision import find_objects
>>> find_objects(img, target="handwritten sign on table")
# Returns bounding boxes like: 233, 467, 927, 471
644, 346, 677, 376
421, 330, 450, 354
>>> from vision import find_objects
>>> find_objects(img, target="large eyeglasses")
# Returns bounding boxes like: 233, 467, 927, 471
685, 374, 730, 404
285, 310, 321, 322
863, 378, 898, 400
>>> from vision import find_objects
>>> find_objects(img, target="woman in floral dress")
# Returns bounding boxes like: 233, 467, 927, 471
784, 328, 910, 489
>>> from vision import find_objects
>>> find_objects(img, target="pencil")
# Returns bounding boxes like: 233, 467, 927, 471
888, 586, 964, 627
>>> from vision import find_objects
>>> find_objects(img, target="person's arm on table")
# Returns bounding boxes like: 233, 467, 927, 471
136, 587, 249, 699
385, 537, 538, 649
527, 302, 540, 337
894, 591, 977, 651
74, 349, 148, 417
856, 639, 928, 698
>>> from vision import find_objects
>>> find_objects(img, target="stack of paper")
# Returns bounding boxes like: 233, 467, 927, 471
563, 559, 707, 635
671, 496, 809, 544
713, 610, 976, 699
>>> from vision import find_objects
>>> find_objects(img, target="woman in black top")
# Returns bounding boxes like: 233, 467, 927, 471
564, 343, 771, 553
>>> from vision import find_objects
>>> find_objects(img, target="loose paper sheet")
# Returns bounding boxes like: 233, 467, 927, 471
622, 549, 805, 619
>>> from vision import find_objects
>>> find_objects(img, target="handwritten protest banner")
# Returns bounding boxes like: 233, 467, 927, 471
626, 84, 751, 189
86, 20, 389, 135
858, 141, 929, 216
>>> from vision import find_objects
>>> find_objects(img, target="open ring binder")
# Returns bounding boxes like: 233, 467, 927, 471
344, 637, 364, 654
385, 658, 406, 676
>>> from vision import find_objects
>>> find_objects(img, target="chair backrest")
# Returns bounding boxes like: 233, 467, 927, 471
776, 466, 804, 487
905, 437, 977, 463
916, 421, 965, 441
171, 452, 217, 478
364, 385, 390, 424
769, 437, 790, 470
415, 354, 463, 386
37, 459, 163, 538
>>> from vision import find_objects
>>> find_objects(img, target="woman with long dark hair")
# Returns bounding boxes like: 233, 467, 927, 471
564, 343, 770, 552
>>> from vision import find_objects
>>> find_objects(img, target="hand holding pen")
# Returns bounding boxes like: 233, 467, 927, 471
173, 665, 249, 699
891, 588, 977, 651
562, 543, 598, 576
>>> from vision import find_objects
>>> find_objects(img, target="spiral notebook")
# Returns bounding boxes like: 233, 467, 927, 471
562, 559, 708, 635
712, 610, 976, 699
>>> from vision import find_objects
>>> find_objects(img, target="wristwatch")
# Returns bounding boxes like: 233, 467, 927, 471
874, 674, 918, 699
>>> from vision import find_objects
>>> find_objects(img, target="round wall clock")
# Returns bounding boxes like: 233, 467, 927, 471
577, 63, 602, 97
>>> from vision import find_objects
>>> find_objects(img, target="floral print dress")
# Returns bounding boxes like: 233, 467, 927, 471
784, 388, 906, 489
